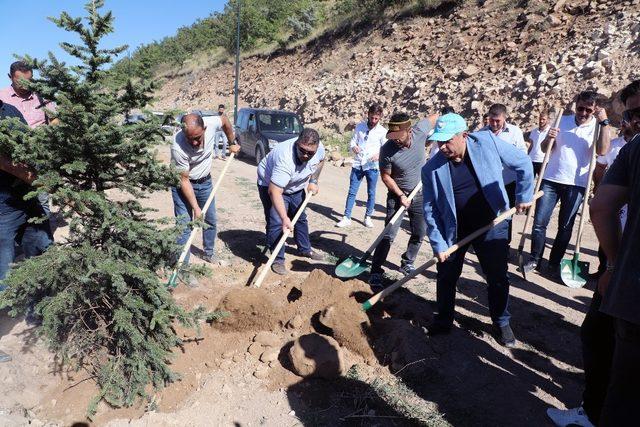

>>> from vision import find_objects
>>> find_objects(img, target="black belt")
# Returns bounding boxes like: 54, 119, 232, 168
189, 174, 211, 184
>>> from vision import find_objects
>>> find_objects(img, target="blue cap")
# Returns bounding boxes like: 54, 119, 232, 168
428, 113, 468, 142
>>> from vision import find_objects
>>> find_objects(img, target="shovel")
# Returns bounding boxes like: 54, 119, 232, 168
167, 152, 236, 288
252, 189, 314, 288
560, 122, 601, 288
362, 190, 544, 311
517, 106, 564, 280
335, 183, 423, 278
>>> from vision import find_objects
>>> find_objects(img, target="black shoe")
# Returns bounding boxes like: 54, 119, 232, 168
271, 262, 288, 275
547, 263, 560, 280
368, 273, 384, 291
299, 250, 324, 261
497, 324, 516, 348
427, 322, 452, 336
399, 263, 416, 276
201, 254, 217, 264
522, 259, 538, 273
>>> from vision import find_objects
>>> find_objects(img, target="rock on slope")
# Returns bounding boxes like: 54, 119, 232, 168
154, 0, 640, 132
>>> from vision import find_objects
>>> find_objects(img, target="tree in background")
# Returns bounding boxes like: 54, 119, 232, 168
0, 0, 204, 415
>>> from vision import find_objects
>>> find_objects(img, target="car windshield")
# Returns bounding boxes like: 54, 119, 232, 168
257, 113, 302, 134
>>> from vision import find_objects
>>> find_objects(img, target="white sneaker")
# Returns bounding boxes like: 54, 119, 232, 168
336, 216, 351, 228
546, 406, 594, 427
364, 216, 374, 228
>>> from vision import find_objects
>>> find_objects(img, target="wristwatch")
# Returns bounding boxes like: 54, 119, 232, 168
599, 119, 610, 126
309, 178, 318, 184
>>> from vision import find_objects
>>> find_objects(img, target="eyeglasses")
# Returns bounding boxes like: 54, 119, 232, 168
576, 106, 595, 114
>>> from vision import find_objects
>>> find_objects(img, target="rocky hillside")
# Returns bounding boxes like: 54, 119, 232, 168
153, 0, 640, 132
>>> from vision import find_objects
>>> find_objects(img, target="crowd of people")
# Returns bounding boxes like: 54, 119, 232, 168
0, 55, 639, 425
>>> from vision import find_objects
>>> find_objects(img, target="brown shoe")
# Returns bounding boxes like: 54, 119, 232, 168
299, 250, 324, 261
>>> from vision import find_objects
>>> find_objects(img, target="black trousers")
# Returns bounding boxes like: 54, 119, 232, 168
600, 319, 640, 426
581, 291, 615, 424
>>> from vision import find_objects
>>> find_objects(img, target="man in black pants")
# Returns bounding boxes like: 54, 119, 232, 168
547, 80, 640, 427
368, 112, 432, 289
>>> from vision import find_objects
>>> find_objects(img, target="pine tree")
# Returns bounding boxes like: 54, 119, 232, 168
0, 0, 204, 414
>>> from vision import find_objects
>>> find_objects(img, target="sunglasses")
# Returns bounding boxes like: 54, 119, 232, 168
296, 144, 316, 158
622, 107, 640, 123
576, 106, 595, 114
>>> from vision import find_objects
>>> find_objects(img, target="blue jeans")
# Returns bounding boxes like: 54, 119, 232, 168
171, 178, 217, 264
344, 167, 379, 218
214, 132, 227, 158
258, 185, 311, 264
435, 221, 511, 327
0, 190, 53, 288
530, 180, 585, 266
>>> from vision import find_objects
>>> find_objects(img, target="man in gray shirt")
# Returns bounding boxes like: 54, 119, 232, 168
369, 112, 432, 288
170, 113, 236, 284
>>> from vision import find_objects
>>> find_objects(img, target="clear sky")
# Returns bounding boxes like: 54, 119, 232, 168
0, 0, 226, 80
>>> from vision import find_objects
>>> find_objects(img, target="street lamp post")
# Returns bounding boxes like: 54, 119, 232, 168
233, 0, 241, 123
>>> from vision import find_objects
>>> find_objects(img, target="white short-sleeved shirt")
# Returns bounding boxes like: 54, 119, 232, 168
481, 123, 527, 184
349, 121, 387, 170
543, 115, 596, 188
597, 136, 626, 166
171, 115, 223, 180
528, 126, 550, 163
257, 137, 325, 194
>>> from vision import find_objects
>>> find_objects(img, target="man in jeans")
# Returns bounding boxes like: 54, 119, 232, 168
0, 100, 53, 362
336, 104, 387, 228
422, 113, 533, 347
257, 128, 325, 275
547, 80, 640, 427
171, 113, 237, 286
213, 104, 228, 160
481, 103, 527, 242
368, 112, 431, 288
523, 91, 611, 276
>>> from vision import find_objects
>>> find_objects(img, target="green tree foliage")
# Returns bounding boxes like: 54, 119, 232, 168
0, 0, 203, 414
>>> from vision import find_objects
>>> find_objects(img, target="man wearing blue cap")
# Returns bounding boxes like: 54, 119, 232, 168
421, 113, 534, 347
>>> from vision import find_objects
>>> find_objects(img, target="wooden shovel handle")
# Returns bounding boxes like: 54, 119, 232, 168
252, 190, 313, 288
363, 190, 544, 310
517, 107, 564, 253
168, 153, 236, 287
362, 182, 423, 256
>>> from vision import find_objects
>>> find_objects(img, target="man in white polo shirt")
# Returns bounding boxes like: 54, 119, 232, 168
257, 128, 325, 275
523, 91, 611, 276
528, 107, 551, 177
171, 113, 237, 279
336, 103, 387, 228
481, 103, 527, 242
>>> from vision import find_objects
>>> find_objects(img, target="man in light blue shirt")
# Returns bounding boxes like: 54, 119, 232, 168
336, 104, 387, 228
257, 128, 325, 275
422, 113, 534, 347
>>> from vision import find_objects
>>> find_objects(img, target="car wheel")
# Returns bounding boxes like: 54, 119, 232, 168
255, 145, 265, 166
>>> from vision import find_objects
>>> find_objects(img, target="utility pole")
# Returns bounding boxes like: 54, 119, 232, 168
233, 0, 241, 123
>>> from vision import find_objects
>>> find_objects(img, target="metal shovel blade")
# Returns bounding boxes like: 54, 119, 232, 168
335, 255, 371, 278
560, 255, 589, 289
518, 252, 528, 281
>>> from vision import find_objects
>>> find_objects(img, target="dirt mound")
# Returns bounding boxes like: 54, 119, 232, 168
215, 287, 280, 332
289, 333, 345, 379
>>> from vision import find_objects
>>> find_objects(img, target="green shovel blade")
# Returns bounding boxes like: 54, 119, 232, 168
335, 255, 371, 278
560, 254, 589, 289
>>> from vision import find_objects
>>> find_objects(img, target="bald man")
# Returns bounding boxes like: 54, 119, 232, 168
171, 113, 237, 285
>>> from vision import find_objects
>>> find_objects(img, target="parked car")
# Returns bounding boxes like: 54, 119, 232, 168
235, 108, 303, 164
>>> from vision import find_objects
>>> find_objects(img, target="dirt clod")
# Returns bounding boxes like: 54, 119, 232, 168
289, 333, 345, 379
254, 331, 280, 347
260, 348, 279, 363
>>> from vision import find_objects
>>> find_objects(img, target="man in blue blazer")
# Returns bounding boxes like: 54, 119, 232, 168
421, 113, 534, 347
